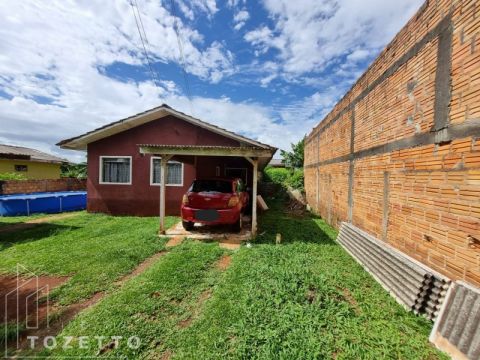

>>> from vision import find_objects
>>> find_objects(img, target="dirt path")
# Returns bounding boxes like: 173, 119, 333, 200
166, 235, 184, 248
0, 212, 81, 233
0, 275, 69, 324
216, 254, 232, 270
176, 254, 232, 331
6, 250, 168, 354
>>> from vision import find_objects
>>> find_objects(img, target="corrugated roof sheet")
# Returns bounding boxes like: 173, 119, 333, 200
0, 144, 67, 164
138, 144, 265, 149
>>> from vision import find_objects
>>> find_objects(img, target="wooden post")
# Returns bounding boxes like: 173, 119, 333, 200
159, 155, 173, 234
244, 157, 258, 237
251, 158, 258, 237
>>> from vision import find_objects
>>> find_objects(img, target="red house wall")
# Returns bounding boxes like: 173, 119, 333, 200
87, 115, 246, 216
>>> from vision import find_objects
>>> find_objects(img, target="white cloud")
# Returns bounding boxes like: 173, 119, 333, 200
234, 9, 250, 23
0, 0, 233, 87
175, 0, 218, 20
0, 0, 427, 164
227, 0, 246, 9
233, 9, 250, 30
0, 85, 316, 162
245, 0, 423, 75
0, 0, 235, 162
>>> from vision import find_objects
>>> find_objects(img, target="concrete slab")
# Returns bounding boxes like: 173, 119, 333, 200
165, 217, 251, 249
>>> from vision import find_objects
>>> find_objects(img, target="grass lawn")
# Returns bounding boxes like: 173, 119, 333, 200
0, 213, 59, 227
0, 212, 178, 305
42, 199, 445, 359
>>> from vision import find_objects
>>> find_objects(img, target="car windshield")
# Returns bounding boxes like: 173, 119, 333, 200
191, 180, 232, 193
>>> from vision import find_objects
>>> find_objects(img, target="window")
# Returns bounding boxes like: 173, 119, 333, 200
151, 157, 183, 186
99, 156, 132, 184
14, 165, 28, 172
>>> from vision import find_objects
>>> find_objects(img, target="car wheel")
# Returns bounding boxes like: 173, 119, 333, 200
232, 215, 242, 233
182, 220, 194, 231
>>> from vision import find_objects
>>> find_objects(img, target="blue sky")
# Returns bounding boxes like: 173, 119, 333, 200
0, 0, 423, 162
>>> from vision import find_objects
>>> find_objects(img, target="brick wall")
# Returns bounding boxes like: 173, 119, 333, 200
0, 178, 86, 195
304, 0, 480, 287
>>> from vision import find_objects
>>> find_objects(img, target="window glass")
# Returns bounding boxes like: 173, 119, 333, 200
101, 157, 130, 183
152, 159, 183, 185
14, 165, 28, 172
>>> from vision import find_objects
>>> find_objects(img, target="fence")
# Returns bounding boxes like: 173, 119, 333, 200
0, 178, 86, 195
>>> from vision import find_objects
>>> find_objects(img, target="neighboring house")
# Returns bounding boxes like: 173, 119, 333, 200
57, 104, 277, 234
268, 158, 285, 168
0, 144, 67, 179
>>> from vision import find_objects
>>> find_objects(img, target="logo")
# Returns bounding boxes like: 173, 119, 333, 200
3, 264, 142, 357
3, 264, 50, 356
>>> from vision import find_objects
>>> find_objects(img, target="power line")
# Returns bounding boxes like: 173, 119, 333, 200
169, 0, 194, 115
130, 0, 162, 89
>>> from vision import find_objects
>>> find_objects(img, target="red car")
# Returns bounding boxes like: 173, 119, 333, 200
181, 178, 249, 232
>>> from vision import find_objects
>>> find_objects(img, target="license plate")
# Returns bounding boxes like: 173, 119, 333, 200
196, 209, 219, 221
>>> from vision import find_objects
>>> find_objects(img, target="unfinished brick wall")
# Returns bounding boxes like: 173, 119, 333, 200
0, 178, 87, 195
305, 0, 480, 287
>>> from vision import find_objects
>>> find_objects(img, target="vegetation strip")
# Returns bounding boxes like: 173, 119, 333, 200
170, 199, 445, 359
2, 199, 445, 359
39, 241, 225, 358
0, 212, 82, 233
10, 251, 169, 353
0, 212, 178, 305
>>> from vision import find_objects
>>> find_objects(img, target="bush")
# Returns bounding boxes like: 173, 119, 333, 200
284, 169, 304, 192
61, 163, 87, 179
0, 172, 27, 181
263, 167, 289, 184
263, 167, 304, 192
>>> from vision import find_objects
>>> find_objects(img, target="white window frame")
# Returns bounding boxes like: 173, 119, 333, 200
150, 156, 184, 187
99, 156, 132, 185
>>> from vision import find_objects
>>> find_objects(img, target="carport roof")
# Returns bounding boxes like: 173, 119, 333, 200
139, 144, 276, 169
57, 104, 276, 151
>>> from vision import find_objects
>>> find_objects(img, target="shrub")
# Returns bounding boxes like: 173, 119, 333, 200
0, 172, 27, 181
263, 167, 304, 192
61, 163, 87, 179
263, 167, 289, 184
284, 169, 304, 192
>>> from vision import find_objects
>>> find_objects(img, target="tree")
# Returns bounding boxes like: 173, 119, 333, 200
61, 162, 87, 179
280, 136, 305, 169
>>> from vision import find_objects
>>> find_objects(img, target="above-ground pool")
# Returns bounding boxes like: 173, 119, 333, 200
0, 191, 87, 216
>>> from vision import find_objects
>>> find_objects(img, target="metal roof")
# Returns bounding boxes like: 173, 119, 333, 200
139, 143, 276, 159
0, 144, 67, 164
268, 158, 284, 167
138, 144, 267, 149
57, 104, 275, 151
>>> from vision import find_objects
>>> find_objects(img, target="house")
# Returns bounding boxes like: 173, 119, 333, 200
268, 158, 285, 168
0, 144, 67, 179
57, 104, 277, 235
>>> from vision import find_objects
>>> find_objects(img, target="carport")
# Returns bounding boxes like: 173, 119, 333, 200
139, 144, 275, 237
57, 104, 277, 227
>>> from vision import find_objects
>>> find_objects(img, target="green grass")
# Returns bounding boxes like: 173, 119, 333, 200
43, 241, 225, 358
0, 212, 178, 304
0, 212, 62, 227
41, 199, 445, 359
